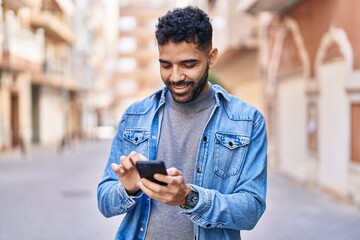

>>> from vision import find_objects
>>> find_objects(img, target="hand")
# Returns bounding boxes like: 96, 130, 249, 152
111, 151, 147, 195
137, 167, 191, 206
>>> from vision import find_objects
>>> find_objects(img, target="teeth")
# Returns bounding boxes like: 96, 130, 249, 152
173, 82, 189, 89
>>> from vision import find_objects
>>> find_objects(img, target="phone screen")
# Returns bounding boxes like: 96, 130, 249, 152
135, 160, 168, 186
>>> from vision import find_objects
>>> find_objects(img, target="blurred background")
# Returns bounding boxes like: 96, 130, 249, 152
0, 0, 360, 239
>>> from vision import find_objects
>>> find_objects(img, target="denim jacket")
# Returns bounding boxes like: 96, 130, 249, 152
97, 84, 267, 240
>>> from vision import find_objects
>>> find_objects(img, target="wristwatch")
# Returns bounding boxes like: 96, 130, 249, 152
180, 185, 199, 210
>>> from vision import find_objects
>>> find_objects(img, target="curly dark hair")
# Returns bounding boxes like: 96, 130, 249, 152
155, 6, 213, 51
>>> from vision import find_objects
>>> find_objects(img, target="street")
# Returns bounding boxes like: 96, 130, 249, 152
0, 140, 122, 240
242, 172, 360, 240
1, 140, 360, 240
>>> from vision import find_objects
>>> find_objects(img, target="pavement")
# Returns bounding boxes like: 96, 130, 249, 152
242, 171, 360, 240
0, 140, 123, 240
1, 140, 360, 240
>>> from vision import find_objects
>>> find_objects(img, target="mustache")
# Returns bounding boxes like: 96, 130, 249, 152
166, 80, 193, 87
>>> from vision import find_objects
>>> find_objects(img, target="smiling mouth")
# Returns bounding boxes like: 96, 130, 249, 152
170, 83, 191, 96
169, 80, 192, 88
172, 82, 191, 89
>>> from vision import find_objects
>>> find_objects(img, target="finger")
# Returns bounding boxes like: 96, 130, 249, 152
153, 173, 170, 184
111, 163, 120, 173
167, 167, 182, 176
120, 157, 135, 170
111, 163, 125, 176
138, 178, 172, 203
156, 174, 185, 188
138, 178, 184, 205
140, 178, 164, 193
119, 155, 127, 161
137, 179, 154, 197
119, 155, 131, 170
128, 151, 148, 165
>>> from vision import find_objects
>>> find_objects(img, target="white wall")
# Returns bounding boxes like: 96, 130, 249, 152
40, 87, 65, 145
16, 72, 32, 145
276, 75, 307, 182
318, 60, 350, 195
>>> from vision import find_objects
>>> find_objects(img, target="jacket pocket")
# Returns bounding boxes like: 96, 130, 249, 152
123, 129, 150, 156
214, 132, 250, 179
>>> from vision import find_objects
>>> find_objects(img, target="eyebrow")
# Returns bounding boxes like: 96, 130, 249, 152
159, 59, 199, 64
159, 59, 170, 64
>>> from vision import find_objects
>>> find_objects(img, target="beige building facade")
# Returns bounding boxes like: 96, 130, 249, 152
0, 0, 46, 150
244, 0, 360, 206
0, 0, 91, 151
195, 0, 360, 206
203, 0, 265, 114
113, 0, 171, 117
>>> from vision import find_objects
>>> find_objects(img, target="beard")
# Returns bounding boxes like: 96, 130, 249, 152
165, 66, 209, 103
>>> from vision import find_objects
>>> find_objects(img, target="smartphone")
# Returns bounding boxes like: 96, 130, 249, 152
135, 160, 168, 186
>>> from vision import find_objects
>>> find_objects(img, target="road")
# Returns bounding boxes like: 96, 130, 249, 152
1, 140, 360, 240
242, 171, 360, 240
0, 140, 122, 240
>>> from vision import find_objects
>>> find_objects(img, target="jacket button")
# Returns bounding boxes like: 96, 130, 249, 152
203, 136, 207, 141
206, 224, 211, 228
197, 168, 202, 173
140, 227, 144, 232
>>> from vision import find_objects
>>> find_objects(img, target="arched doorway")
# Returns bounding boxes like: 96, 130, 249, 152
316, 27, 352, 195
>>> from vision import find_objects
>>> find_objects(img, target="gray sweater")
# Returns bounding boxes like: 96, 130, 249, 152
145, 85, 215, 239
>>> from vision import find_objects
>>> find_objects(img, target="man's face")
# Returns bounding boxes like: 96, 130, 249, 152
158, 41, 216, 103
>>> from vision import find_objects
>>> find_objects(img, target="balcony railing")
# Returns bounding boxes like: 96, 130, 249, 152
4, 11, 45, 65
30, 10, 74, 44
43, 57, 64, 74
43, 55, 75, 85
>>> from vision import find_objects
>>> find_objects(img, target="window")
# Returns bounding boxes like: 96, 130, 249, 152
117, 58, 137, 72
118, 37, 137, 53
119, 16, 137, 31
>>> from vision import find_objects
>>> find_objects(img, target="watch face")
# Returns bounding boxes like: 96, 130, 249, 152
186, 190, 199, 208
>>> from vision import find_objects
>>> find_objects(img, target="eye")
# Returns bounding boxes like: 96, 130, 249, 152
161, 63, 172, 69
182, 63, 197, 68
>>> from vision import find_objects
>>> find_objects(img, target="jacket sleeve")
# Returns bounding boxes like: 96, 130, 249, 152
181, 114, 267, 231
97, 116, 143, 218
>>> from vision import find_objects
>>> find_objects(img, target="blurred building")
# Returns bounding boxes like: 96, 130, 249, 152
204, 0, 265, 113
113, 0, 209, 116
198, 0, 360, 206
75, 0, 120, 139
0, 0, 119, 150
0, 0, 71, 150
112, 0, 170, 117
0, 0, 41, 151
232, 0, 360, 206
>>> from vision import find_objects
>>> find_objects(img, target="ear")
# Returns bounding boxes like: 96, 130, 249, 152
208, 48, 218, 69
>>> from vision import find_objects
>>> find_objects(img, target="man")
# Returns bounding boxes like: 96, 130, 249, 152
98, 6, 267, 240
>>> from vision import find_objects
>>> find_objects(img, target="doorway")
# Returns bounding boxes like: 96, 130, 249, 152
31, 85, 40, 143
10, 92, 20, 147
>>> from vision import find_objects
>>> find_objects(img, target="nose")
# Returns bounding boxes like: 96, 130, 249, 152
170, 66, 185, 82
